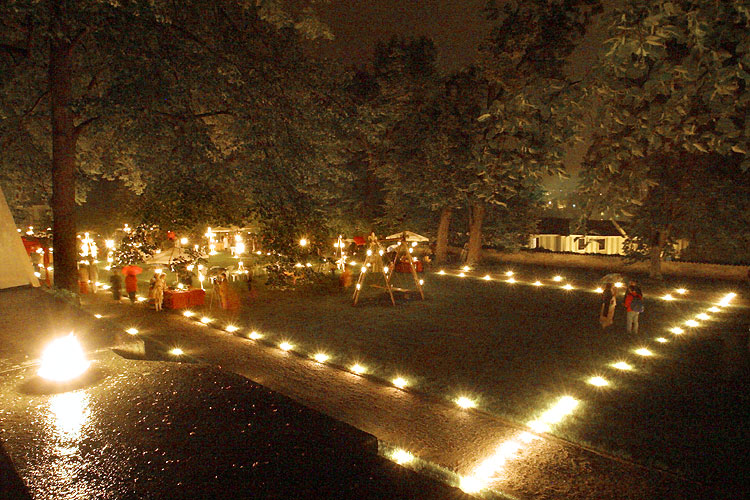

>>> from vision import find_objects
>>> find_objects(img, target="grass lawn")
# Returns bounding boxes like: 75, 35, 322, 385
103, 254, 750, 492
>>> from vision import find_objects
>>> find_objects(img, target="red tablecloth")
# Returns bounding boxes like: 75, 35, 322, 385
163, 289, 205, 309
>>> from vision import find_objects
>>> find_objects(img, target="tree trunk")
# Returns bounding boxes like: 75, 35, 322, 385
466, 202, 485, 267
50, 36, 78, 292
648, 227, 669, 279
434, 206, 452, 264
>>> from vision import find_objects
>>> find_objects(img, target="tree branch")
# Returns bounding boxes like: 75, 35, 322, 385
73, 116, 100, 141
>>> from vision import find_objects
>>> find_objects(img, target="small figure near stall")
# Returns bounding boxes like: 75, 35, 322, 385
153, 273, 167, 311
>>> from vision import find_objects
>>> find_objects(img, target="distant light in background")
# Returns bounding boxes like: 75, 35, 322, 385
708, 306, 720, 313
200, 317, 212, 324
183, 311, 194, 317
685, 319, 699, 327
562, 283, 573, 290
225, 325, 239, 333
595, 287, 604, 293
483, 274, 492, 281
614, 282, 623, 288
392, 377, 408, 389
248, 331, 263, 340
552, 276, 563, 282
505, 271, 514, 277
169, 348, 184, 356
126, 328, 138, 335
455, 396, 476, 409
675, 288, 687, 294
655, 337, 668, 343
587, 376, 609, 387
662, 294, 674, 301
634, 348, 653, 356
611, 361, 632, 371
391, 449, 414, 465
533, 280, 543, 286
670, 327, 684, 335
695, 313, 710, 320
351, 364, 366, 375
279, 342, 293, 351
313, 352, 329, 363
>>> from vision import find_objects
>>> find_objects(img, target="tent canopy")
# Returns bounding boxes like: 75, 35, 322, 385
145, 247, 205, 265
0, 186, 39, 289
384, 231, 429, 242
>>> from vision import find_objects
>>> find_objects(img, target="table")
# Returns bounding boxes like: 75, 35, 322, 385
163, 289, 206, 309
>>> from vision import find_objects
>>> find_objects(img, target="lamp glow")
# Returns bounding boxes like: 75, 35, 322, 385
38, 334, 90, 382
137, 297, 147, 302
225, 325, 239, 333
94, 314, 102, 319
611, 361, 632, 370
507, 277, 516, 283
183, 310, 195, 317
708, 306, 720, 313
200, 317, 212, 324
483, 274, 491, 281
462, 266, 470, 272
248, 331, 263, 340
383, 266, 389, 274
552, 275, 563, 282
299, 238, 308, 247
126, 328, 138, 335
313, 352, 329, 363
614, 282, 623, 288
696, 313, 710, 320
459, 476, 484, 494
170, 348, 184, 356
527, 395, 579, 434
587, 376, 609, 387
391, 449, 414, 465
456, 396, 476, 409
655, 337, 668, 343
662, 294, 674, 301
595, 287, 604, 293
533, 280, 543, 286
458, 272, 465, 277
351, 364, 366, 374
419, 279, 424, 286
438, 270, 446, 275
670, 327, 684, 335
635, 348, 653, 356
562, 283, 573, 290
505, 271, 514, 277
279, 342, 293, 351
718, 292, 736, 307
392, 377, 408, 389
685, 319, 699, 327
675, 288, 687, 294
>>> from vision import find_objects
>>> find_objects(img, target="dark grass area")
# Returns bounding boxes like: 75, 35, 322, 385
186, 260, 750, 491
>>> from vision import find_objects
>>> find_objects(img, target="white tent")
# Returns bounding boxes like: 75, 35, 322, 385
385, 231, 429, 242
0, 186, 39, 289
145, 247, 205, 266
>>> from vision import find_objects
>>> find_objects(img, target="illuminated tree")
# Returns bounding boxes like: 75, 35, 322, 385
576, 0, 750, 276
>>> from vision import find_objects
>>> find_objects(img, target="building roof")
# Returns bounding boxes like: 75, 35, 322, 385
535, 217, 623, 237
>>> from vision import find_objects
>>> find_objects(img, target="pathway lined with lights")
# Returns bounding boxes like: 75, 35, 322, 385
82, 291, 716, 499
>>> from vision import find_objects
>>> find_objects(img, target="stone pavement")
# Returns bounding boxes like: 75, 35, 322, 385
82, 291, 713, 500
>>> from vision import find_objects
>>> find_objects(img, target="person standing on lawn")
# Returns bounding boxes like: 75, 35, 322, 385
623, 280, 643, 334
125, 271, 138, 303
599, 282, 617, 329
153, 273, 167, 311
109, 268, 122, 301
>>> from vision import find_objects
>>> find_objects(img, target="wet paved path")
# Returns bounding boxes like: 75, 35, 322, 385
84, 295, 707, 499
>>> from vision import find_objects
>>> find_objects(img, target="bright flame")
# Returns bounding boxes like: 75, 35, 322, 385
248, 331, 263, 340
507, 277, 516, 283
180, 237, 188, 245
366, 249, 372, 256
355, 283, 361, 290
313, 352, 329, 363
438, 270, 446, 275
200, 317, 212, 324
459, 475, 484, 494
225, 325, 239, 333
614, 282, 623, 288
361, 266, 367, 274
587, 376, 609, 387
392, 377, 408, 389
137, 297, 147, 302
718, 292, 736, 307
483, 274, 492, 281
505, 271, 514, 277
183, 311, 195, 317
675, 288, 687, 294
552, 275, 563, 282
685, 319, 699, 327
696, 313, 710, 320
38, 334, 90, 382
458, 272, 466, 277
655, 337, 668, 343
662, 294, 674, 301
391, 449, 414, 465
279, 342, 293, 351
456, 396, 476, 409
419, 279, 424, 286
670, 327, 684, 335
299, 238, 308, 247
170, 348, 184, 356
595, 287, 604, 293
708, 306, 720, 313
383, 266, 389, 274
94, 314, 102, 319
351, 364, 366, 374
533, 280, 543, 286
562, 283, 573, 290
611, 361, 632, 371
634, 348, 653, 356
527, 395, 579, 433
126, 328, 138, 335
462, 266, 470, 272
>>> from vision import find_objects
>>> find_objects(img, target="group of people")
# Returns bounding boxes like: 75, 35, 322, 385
600, 280, 644, 334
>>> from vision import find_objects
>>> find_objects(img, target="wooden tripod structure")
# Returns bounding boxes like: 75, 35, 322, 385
352, 232, 425, 306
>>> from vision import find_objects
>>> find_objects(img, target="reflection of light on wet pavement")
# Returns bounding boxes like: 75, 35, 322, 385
48, 391, 90, 441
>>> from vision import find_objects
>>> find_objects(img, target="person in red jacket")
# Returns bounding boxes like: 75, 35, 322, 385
125, 272, 139, 303
623, 280, 643, 334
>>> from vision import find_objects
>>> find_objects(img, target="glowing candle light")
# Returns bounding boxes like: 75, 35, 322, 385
248, 331, 262, 340
462, 266, 470, 272
366, 249, 372, 256
505, 271, 514, 277
611, 361, 632, 371
483, 274, 492, 281
279, 341, 293, 351
595, 287, 604, 293
587, 376, 609, 387
562, 283, 573, 290
225, 325, 239, 333
634, 348, 653, 356
126, 328, 139, 335
655, 337, 668, 343
391, 449, 414, 465
392, 377, 408, 389
552, 275, 563, 282
708, 306, 720, 313
685, 319, 699, 327
137, 297, 147, 302
183, 310, 195, 317
438, 270, 446, 275
696, 313, 710, 320
170, 348, 184, 356
456, 396, 476, 409
662, 294, 674, 301
200, 317, 212, 324
38, 334, 90, 382
614, 282, 623, 288
361, 266, 367, 274
299, 238, 308, 247
351, 364, 366, 374
675, 288, 687, 294
94, 314, 102, 319
419, 279, 424, 286
458, 272, 466, 277
356, 283, 361, 290
670, 327, 684, 335
313, 352, 329, 363
180, 237, 188, 245
533, 280, 543, 286
383, 266, 390, 274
